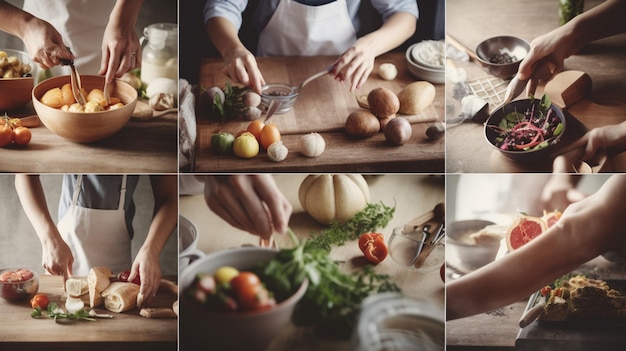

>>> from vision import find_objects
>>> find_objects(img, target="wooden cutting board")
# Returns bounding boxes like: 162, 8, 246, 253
0, 275, 177, 351
198, 55, 440, 135
488, 70, 624, 172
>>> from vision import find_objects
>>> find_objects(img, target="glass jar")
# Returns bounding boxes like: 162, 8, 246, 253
140, 23, 178, 84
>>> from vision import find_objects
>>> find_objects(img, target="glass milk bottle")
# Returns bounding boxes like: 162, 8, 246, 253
140, 23, 178, 84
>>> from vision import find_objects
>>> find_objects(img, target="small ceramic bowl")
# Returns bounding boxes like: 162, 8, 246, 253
475, 36, 530, 79
32, 75, 137, 143
180, 247, 308, 351
260, 83, 298, 114
446, 220, 503, 272
178, 216, 203, 271
0, 268, 39, 301
0, 49, 35, 111
484, 98, 566, 163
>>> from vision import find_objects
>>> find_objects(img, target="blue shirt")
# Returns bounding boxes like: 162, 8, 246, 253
205, 0, 419, 38
58, 175, 139, 238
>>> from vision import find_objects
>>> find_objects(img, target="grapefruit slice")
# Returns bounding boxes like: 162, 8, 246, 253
541, 210, 562, 228
506, 215, 547, 251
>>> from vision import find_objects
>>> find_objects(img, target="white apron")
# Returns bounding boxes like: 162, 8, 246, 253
57, 175, 131, 276
257, 0, 357, 57
23, 0, 115, 75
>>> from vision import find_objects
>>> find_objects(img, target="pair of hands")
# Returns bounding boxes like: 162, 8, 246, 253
22, 16, 140, 84
221, 39, 375, 94
42, 235, 161, 306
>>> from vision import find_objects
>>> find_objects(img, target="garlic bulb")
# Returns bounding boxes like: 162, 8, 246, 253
299, 132, 325, 157
379, 63, 398, 81
267, 141, 288, 162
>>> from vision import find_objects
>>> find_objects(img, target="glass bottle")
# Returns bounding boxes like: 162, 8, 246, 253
140, 23, 178, 84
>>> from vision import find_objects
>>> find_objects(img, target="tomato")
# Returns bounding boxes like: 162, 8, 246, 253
117, 270, 141, 285
237, 285, 276, 311
0, 269, 34, 282
260, 123, 281, 150
358, 232, 388, 264
230, 272, 261, 297
233, 132, 260, 158
246, 120, 265, 142
540, 285, 552, 297
12, 126, 31, 146
30, 293, 49, 309
0, 125, 12, 147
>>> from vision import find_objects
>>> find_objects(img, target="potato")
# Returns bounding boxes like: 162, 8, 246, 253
41, 87, 65, 108
367, 87, 399, 118
384, 117, 412, 145
397, 81, 436, 115
345, 110, 380, 138
87, 88, 106, 107
84, 101, 104, 113
68, 103, 85, 112
61, 83, 76, 106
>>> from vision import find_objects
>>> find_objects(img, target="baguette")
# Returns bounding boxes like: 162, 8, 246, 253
139, 307, 177, 319
88, 267, 113, 308
102, 282, 140, 313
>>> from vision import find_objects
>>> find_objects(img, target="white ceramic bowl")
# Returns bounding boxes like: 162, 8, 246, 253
180, 247, 308, 351
406, 43, 445, 84
178, 216, 203, 271
446, 220, 503, 272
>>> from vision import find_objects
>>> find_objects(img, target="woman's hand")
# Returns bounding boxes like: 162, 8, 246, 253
41, 233, 74, 286
203, 175, 292, 239
332, 40, 376, 92
128, 246, 161, 307
221, 47, 265, 94
21, 17, 74, 69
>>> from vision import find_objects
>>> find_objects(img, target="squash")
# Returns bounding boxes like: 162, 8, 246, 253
298, 174, 370, 225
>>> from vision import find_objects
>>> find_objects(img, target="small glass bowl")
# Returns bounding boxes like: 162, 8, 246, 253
260, 83, 298, 114
0, 268, 39, 301
388, 226, 444, 271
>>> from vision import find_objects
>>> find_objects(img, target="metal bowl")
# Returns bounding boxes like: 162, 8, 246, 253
446, 220, 502, 272
260, 83, 298, 114
0, 49, 35, 111
475, 36, 530, 79
0, 268, 39, 301
484, 98, 566, 163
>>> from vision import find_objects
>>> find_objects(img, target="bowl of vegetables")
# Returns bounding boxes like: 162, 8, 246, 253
0, 268, 39, 302
475, 36, 530, 79
0, 49, 35, 111
484, 96, 566, 163
32, 75, 137, 143
180, 247, 308, 351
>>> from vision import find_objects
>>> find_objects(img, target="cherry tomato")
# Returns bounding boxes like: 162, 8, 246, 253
230, 272, 261, 297
260, 123, 281, 150
30, 293, 49, 309
0, 125, 12, 147
540, 286, 552, 297
12, 126, 31, 146
237, 284, 276, 311
117, 270, 141, 285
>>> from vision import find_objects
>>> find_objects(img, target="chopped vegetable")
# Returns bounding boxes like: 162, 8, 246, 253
358, 233, 388, 264
31, 302, 95, 323
488, 95, 563, 152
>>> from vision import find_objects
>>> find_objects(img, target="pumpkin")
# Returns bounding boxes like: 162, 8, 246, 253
298, 174, 370, 225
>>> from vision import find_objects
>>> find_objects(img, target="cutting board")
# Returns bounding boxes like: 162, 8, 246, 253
0, 275, 177, 351
488, 70, 623, 172
198, 55, 440, 135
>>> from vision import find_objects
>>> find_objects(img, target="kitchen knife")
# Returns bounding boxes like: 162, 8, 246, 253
519, 300, 546, 328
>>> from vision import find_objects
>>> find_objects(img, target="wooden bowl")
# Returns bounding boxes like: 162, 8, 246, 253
32, 75, 137, 143
0, 49, 34, 111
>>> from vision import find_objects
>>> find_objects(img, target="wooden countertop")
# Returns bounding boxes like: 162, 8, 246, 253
0, 275, 177, 351
0, 103, 178, 173
192, 53, 445, 172
446, 0, 626, 173
178, 174, 446, 350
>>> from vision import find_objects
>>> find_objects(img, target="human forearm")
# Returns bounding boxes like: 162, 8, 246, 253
109, 0, 143, 32
206, 16, 247, 59
570, 0, 626, 47
14, 175, 62, 244
354, 12, 416, 57
141, 176, 178, 257
0, 1, 35, 40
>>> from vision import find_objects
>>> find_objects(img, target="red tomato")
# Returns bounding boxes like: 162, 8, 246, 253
230, 272, 261, 296
30, 293, 49, 309
0, 125, 12, 147
117, 270, 141, 285
236, 284, 276, 311
12, 126, 31, 146
540, 286, 552, 297
358, 233, 388, 264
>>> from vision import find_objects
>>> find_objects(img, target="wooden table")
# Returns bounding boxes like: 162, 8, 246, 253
192, 53, 445, 172
446, 0, 626, 173
0, 103, 178, 173
178, 174, 446, 350
0, 275, 177, 351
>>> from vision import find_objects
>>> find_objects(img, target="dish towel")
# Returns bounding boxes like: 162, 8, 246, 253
179, 79, 197, 171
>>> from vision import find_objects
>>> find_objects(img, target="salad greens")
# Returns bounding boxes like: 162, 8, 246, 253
491, 94, 563, 152
253, 202, 400, 339
31, 302, 95, 323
